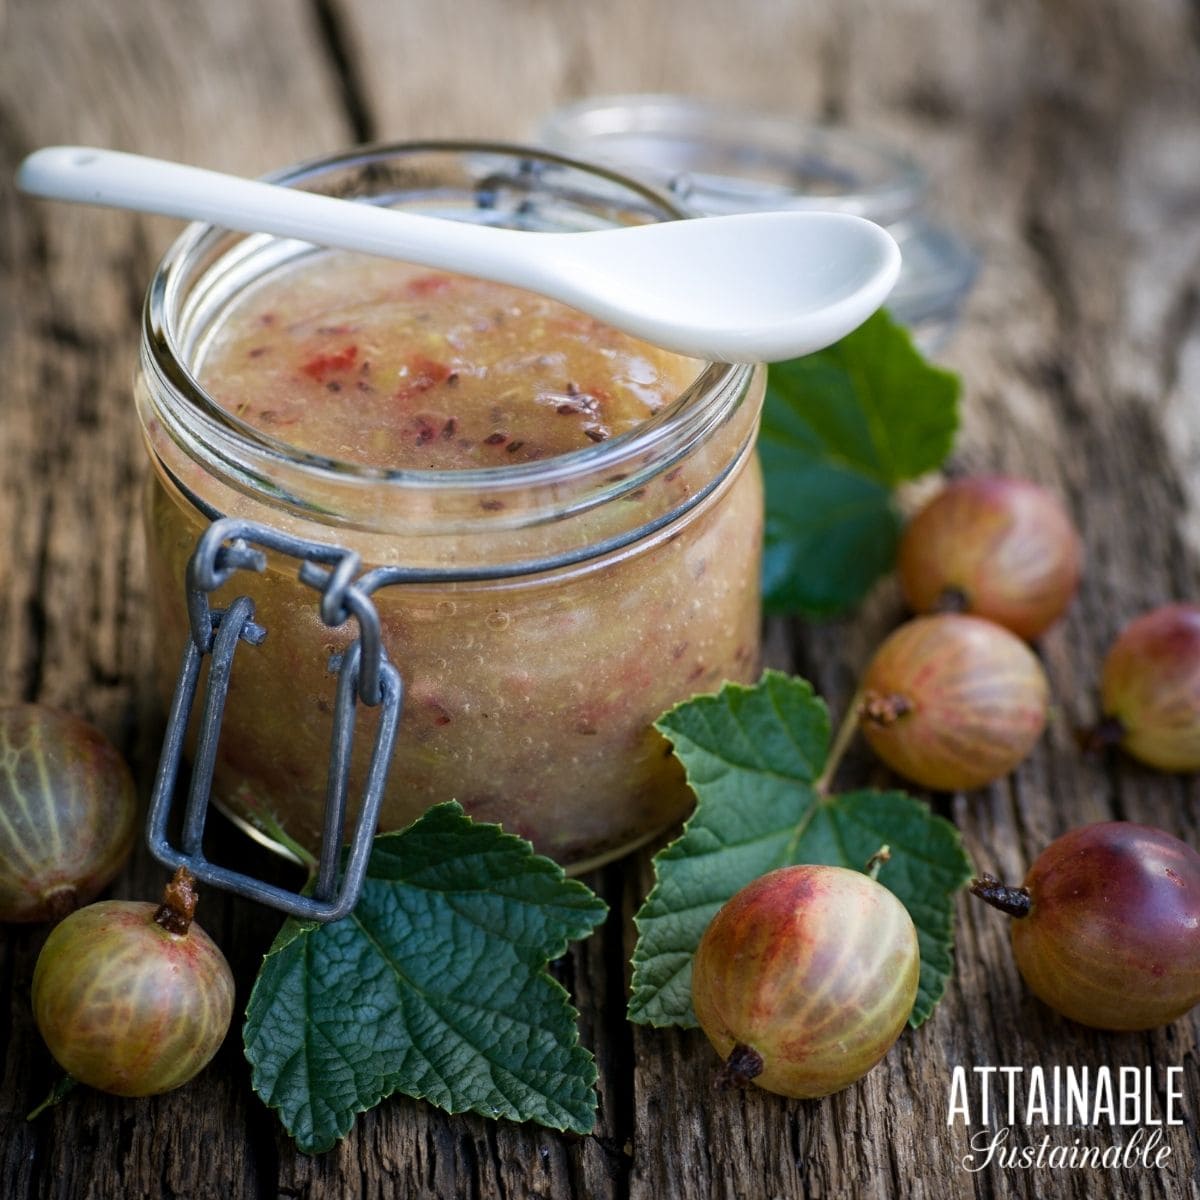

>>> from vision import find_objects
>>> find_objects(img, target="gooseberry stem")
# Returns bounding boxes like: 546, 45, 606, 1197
815, 686, 865, 796
1078, 714, 1127, 756
860, 690, 913, 727
154, 866, 199, 936
969, 873, 1032, 918
248, 809, 319, 877
714, 1044, 765, 1091
41, 885, 79, 924
865, 846, 891, 880
935, 585, 970, 614
26, 1074, 77, 1121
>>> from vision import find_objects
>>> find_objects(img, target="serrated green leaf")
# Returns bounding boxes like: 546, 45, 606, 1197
244, 802, 608, 1153
761, 308, 960, 615
759, 454, 900, 617
629, 672, 972, 1030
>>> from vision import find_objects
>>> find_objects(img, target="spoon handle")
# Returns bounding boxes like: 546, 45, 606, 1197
17, 145, 535, 280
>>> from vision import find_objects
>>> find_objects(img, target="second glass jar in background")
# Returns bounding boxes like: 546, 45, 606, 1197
539, 94, 979, 353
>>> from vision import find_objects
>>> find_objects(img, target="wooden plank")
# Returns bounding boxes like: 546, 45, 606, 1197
336, 0, 837, 139
0, 3, 349, 1199
338, 0, 1200, 1194
339, 2, 1200, 1196
2, 0, 1199, 1197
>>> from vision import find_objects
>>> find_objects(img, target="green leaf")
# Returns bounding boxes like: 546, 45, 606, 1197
628, 672, 972, 1030
244, 802, 608, 1154
761, 309, 960, 615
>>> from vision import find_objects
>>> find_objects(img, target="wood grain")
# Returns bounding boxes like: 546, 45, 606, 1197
2, 0, 1199, 1196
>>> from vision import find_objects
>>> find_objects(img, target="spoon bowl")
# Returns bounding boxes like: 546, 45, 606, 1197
530, 210, 900, 361
17, 145, 900, 362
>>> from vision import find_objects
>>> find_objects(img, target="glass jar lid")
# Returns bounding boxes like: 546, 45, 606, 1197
538, 94, 979, 351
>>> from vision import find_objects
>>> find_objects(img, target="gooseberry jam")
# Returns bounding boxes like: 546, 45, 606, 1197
137, 144, 764, 870
199, 255, 695, 470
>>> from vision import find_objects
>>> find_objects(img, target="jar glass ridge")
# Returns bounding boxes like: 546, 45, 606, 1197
136, 142, 765, 871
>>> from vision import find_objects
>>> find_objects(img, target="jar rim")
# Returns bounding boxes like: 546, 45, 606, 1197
537, 95, 928, 224
141, 139, 747, 510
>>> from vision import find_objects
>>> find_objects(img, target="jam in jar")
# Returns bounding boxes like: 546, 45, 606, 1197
137, 144, 764, 871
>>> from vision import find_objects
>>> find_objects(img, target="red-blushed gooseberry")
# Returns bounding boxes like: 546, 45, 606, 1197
859, 613, 1049, 791
691, 864, 919, 1098
971, 822, 1200, 1030
32, 869, 234, 1096
1089, 603, 1200, 772
898, 475, 1082, 641
0, 703, 136, 922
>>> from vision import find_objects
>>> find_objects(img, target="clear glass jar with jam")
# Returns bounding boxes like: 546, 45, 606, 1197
136, 143, 765, 875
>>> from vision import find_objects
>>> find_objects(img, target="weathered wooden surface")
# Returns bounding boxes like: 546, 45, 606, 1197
2, 0, 1199, 1196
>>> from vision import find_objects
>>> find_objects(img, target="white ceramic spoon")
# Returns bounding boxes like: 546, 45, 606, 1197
17, 145, 900, 362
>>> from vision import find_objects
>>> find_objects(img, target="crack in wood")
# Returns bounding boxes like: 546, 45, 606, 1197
21, 494, 52, 703
599, 862, 636, 1200
1160, 278, 1200, 400
310, 0, 378, 144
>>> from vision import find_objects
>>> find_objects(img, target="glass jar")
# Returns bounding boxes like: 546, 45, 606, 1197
135, 143, 764, 874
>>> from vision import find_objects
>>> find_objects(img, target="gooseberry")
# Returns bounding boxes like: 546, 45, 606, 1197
898, 476, 1082, 641
1087, 603, 1200, 772
32, 868, 234, 1096
971, 822, 1200, 1030
859, 614, 1049, 791
691, 864, 919, 1098
0, 703, 136, 922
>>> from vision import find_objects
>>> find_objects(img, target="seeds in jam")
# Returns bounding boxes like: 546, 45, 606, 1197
199, 253, 701, 469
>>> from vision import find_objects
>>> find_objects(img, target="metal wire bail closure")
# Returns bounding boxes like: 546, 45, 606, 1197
146, 517, 404, 922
